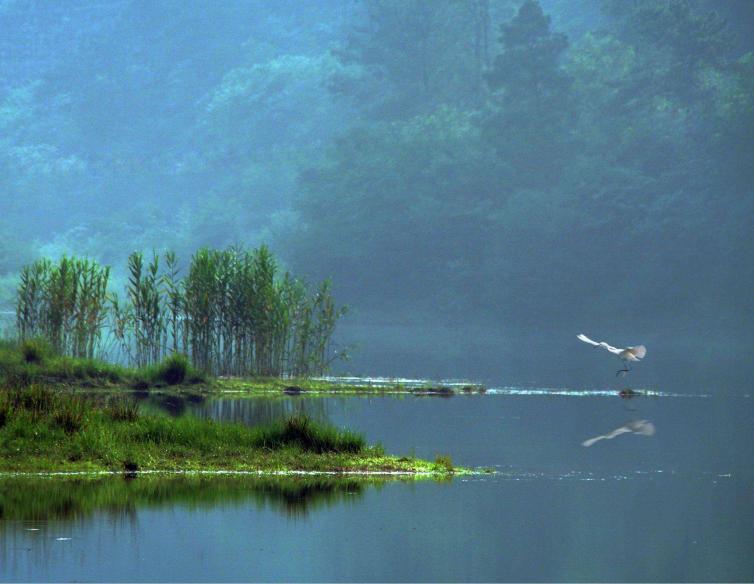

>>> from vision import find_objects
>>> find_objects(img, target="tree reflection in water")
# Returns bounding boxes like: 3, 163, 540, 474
134, 393, 331, 428
0, 474, 373, 523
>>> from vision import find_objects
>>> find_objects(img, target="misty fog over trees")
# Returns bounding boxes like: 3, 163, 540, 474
1, 0, 752, 387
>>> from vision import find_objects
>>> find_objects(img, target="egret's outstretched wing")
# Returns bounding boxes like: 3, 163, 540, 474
627, 345, 646, 359
579, 333, 623, 355
599, 341, 622, 354
577, 333, 600, 347
578, 333, 622, 353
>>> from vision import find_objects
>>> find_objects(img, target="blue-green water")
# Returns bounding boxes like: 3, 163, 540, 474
1, 390, 752, 582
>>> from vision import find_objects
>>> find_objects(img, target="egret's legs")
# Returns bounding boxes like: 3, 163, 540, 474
616, 361, 630, 377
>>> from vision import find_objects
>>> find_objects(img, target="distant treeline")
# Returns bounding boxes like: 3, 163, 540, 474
15, 246, 346, 377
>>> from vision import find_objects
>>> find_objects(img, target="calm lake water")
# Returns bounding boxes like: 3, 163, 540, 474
1, 388, 752, 582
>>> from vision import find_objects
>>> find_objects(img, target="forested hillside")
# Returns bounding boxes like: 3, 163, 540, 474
1, 0, 752, 383
291, 0, 753, 333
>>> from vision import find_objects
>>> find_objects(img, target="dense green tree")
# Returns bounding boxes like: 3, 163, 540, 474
599, 0, 732, 104
287, 0, 753, 334
485, 0, 574, 187
330, 0, 494, 118
291, 107, 498, 317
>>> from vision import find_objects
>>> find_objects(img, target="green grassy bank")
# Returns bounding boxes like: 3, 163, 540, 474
0, 385, 458, 475
0, 339, 205, 389
215, 377, 486, 395
0, 339, 486, 396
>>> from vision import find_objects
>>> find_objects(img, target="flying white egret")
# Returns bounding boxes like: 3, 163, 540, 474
577, 333, 646, 376
581, 419, 655, 447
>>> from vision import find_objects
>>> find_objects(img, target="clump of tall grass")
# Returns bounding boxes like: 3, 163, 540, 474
434, 454, 454, 472
105, 396, 140, 422
14, 245, 348, 379
253, 415, 365, 454
11, 384, 58, 419
0, 385, 88, 433
20, 338, 52, 364
154, 353, 190, 385
137, 353, 204, 386
52, 394, 87, 434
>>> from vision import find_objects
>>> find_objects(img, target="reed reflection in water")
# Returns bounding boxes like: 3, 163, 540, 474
0, 475, 370, 523
134, 391, 331, 428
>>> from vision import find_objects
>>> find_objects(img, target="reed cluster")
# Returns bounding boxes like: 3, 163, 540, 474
16, 257, 110, 359
15, 246, 346, 378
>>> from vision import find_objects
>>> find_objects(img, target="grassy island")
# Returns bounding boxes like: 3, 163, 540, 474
0, 384, 459, 475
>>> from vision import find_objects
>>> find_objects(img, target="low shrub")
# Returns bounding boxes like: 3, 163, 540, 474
254, 415, 365, 454
20, 338, 53, 365
157, 353, 189, 385
17, 385, 57, 418
434, 454, 454, 472
148, 353, 204, 386
53, 395, 87, 434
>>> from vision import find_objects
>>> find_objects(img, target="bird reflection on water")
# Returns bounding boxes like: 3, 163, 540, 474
582, 419, 656, 447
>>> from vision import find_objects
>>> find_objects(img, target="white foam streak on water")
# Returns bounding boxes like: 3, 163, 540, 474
485, 387, 709, 398
314, 376, 710, 397
460, 468, 687, 482
314, 375, 477, 387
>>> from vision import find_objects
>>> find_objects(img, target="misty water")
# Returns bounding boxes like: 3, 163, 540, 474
2, 386, 752, 582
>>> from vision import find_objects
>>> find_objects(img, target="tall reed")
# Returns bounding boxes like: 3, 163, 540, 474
14, 246, 346, 377
16, 257, 110, 358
